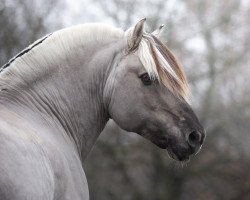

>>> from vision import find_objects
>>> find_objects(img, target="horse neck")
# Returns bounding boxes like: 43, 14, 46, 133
0, 39, 125, 160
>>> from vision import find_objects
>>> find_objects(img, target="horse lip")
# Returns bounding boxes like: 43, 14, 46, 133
142, 130, 191, 162
167, 148, 179, 160
166, 147, 190, 162
177, 155, 190, 162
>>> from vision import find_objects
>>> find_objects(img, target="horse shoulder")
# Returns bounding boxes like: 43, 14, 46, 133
0, 110, 89, 200
0, 120, 55, 199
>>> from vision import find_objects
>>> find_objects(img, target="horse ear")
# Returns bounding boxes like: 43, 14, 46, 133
127, 18, 146, 52
151, 24, 164, 38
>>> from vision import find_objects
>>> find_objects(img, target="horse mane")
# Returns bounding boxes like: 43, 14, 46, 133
1, 23, 189, 101
137, 33, 189, 101
0, 23, 125, 74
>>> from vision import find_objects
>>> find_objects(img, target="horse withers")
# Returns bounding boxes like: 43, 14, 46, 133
0, 19, 205, 199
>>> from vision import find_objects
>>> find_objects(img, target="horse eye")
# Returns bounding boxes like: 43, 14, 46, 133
140, 73, 152, 85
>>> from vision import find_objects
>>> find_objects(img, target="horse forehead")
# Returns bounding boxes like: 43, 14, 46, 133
123, 53, 143, 68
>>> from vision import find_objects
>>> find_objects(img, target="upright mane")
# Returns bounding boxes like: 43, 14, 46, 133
0, 23, 125, 74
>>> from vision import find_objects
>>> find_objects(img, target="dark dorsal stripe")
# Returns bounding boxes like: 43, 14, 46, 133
0, 33, 53, 73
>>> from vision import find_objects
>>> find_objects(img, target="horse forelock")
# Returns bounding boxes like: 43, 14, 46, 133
137, 33, 190, 101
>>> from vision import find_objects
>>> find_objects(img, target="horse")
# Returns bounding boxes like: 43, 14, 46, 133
0, 19, 205, 200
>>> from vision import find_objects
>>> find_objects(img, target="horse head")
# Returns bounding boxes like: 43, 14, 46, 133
106, 19, 205, 161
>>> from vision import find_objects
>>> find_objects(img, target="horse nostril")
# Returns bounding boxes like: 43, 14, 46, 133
187, 131, 201, 148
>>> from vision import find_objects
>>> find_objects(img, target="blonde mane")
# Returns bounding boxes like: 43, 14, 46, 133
136, 32, 189, 101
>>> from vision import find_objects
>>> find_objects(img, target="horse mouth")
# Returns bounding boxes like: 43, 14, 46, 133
154, 135, 190, 162
153, 136, 191, 162
166, 147, 190, 162
139, 130, 191, 162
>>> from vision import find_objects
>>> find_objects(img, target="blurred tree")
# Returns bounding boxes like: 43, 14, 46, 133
0, 0, 64, 66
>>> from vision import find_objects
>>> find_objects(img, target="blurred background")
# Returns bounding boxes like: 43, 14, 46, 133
1, 0, 250, 199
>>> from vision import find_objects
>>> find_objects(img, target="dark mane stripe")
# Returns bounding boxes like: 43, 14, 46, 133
0, 33, 52, 73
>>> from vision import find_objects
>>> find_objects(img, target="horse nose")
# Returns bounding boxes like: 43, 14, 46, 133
187, 130, 204, 153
